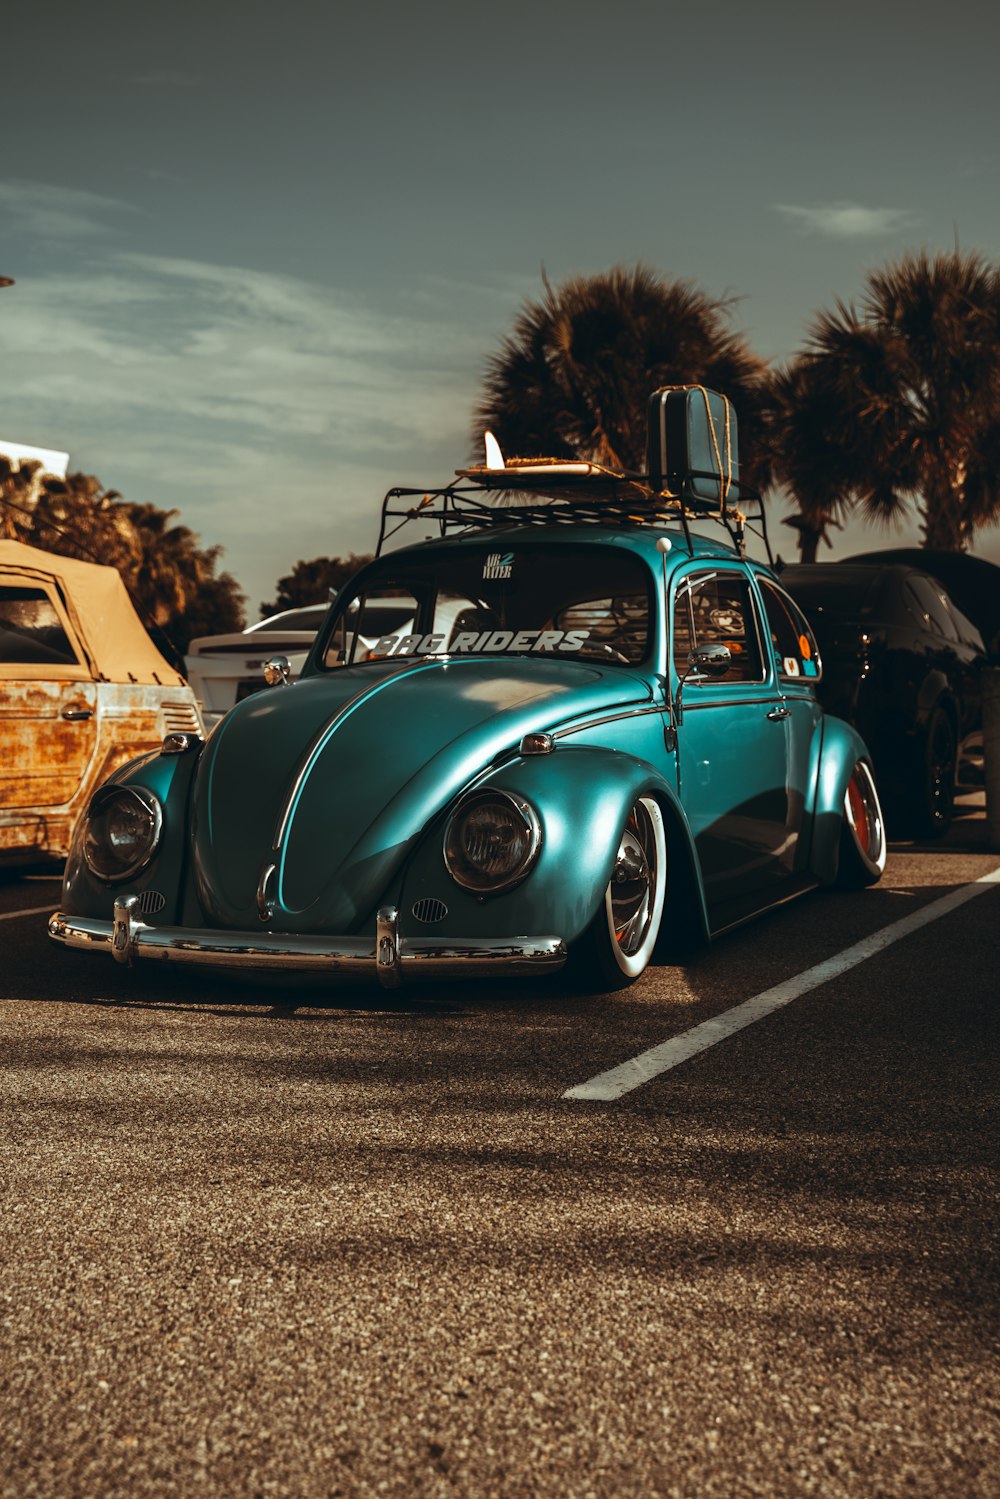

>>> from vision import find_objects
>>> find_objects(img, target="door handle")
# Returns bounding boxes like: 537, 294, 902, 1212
61, 706, 94, 721
766, 706, 791, 722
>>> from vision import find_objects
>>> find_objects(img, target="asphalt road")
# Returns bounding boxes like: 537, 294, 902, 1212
2, 796, 998, 1498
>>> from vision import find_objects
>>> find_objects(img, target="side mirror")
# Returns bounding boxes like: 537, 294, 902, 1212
264, 654, 291, 687
689, 643, 732, 677
673, 643, 732, 726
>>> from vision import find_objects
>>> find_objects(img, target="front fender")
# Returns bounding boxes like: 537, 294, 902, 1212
60, 746, 203, 919
396, 746, 709, 947
811, 714, 878, 885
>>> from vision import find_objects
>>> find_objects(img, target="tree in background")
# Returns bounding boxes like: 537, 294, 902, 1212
764, 360, 860, 563
473, 264, 773, 489
0, 462, 245, 658
773, 250, 1000, 556
261, 554, 373, 618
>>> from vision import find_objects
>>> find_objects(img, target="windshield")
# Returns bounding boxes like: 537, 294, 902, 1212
321, 545, 653, 669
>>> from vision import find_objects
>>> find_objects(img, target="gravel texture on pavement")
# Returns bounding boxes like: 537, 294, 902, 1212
1, 817, 997, 1497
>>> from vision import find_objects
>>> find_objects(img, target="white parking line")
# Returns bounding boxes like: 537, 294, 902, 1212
0, 904, 55, 924
564, 865, 1000, 1103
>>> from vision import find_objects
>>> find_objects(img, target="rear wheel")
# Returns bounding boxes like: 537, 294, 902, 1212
837, 760, 887, 887
572, 797, 667, 990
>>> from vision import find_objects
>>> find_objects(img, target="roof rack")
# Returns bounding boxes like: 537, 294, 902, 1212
376, 467, 773, 565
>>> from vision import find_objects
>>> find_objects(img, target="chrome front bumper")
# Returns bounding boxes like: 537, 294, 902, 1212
48, 898, 567, 988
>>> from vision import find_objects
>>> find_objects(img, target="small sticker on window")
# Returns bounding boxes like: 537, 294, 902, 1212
482, 552, 513, 580
783, 656, 800, 676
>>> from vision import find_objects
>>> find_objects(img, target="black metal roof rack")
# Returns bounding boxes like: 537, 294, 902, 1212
376, 467, 773, 565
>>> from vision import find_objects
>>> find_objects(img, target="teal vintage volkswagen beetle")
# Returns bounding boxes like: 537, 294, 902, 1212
49, 389, 886, 990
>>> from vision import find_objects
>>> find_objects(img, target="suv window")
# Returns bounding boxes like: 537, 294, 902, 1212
0, 586, 79, 666
758, 579, 822, 681
905, 576, 960, 642
673, 571, 764, 684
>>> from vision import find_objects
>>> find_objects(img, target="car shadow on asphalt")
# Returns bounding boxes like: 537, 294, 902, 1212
15, 853, 996, 1041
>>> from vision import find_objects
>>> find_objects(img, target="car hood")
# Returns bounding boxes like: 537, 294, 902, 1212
190, 655, 652, 931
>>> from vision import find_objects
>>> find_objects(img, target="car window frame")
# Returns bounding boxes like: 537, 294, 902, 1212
317, 544, 659, 672
0, 576, 92, 682
669, 562, 771, 697
755, 575, 825, 687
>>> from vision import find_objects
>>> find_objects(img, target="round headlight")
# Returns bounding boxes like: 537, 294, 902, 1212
83, 786, 163, 882
444, 791, 541, 893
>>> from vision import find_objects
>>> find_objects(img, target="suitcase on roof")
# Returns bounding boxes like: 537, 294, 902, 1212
645, 386, 739, 506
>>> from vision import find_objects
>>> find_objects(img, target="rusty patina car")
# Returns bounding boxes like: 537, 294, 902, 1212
0, 541, 203, 866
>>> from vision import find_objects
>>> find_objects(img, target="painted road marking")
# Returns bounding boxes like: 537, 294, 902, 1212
0, 905, 55, 924
564, 865, 1000, 1103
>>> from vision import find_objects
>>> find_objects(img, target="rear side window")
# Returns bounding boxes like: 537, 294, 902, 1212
758, 579, 822, 681
0, 586, 79, 666
905, 576, 960, 642
673, 571, 764, 684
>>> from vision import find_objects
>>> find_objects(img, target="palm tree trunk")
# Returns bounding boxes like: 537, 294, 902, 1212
920, 457, 967, 550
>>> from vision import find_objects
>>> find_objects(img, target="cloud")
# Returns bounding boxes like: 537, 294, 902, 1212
0, 249, 528, 603
773, 202, 918, 238
0, 180, 138, 241
2, 253, 483, 444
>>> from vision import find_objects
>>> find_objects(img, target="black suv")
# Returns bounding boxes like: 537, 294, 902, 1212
780, 564, 985, 837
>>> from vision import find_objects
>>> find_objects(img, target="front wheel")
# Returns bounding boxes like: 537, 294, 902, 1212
572, 797, 667, 990
837, 760, 887, 888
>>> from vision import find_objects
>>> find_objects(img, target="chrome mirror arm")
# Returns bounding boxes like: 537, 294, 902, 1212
673, 644, 733, 725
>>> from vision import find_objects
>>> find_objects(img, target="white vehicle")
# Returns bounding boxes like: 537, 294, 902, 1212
186, 594, 468, 724
185, 604, 330, 726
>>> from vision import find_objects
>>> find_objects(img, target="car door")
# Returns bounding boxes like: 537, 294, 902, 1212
755, 576, 824, 879
0, 580, 98, 811
671, 564, 796, 926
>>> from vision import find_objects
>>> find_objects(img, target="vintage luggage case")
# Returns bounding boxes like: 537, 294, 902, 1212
645, 386, 739, 505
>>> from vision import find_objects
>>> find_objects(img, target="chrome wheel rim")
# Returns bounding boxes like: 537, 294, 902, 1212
845, 762, 886, 870
610, 803, 658, 957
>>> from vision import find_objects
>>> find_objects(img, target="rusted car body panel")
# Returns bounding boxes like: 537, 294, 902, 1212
0, 541, 203, 865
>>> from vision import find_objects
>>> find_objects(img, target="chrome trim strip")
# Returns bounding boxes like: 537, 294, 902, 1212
270, 658, 447, 852
48, 911, 567, 980
552, 704, 662, 740
681, 695, 781, 711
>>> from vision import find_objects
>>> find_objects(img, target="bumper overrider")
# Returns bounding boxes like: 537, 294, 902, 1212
47, 898, 568, 988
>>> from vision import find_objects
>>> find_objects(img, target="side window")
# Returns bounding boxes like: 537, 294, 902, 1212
759, 580, 822, 681
673, 572, 764, 684
0, 585, 79, 666
906, 576, 959, 642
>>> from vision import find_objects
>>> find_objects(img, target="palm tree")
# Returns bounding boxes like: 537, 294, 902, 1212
473, 264, 772, 489
775, 250, 1000, 553
3, 469, 245, 651
766, 360, 862, 562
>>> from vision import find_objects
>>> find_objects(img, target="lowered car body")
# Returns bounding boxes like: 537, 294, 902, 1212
50, 522, 886, 991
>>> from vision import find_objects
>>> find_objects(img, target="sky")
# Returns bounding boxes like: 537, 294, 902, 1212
2, 0, 1000, 614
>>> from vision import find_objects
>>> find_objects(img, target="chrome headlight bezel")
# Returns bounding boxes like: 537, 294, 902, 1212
82, 785, 163, 883
443, 790, 542, 894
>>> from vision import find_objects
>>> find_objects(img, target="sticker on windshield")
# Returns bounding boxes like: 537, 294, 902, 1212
368, 629, 590, 658
783, 655, 800, 676
482, 552, 514, 580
